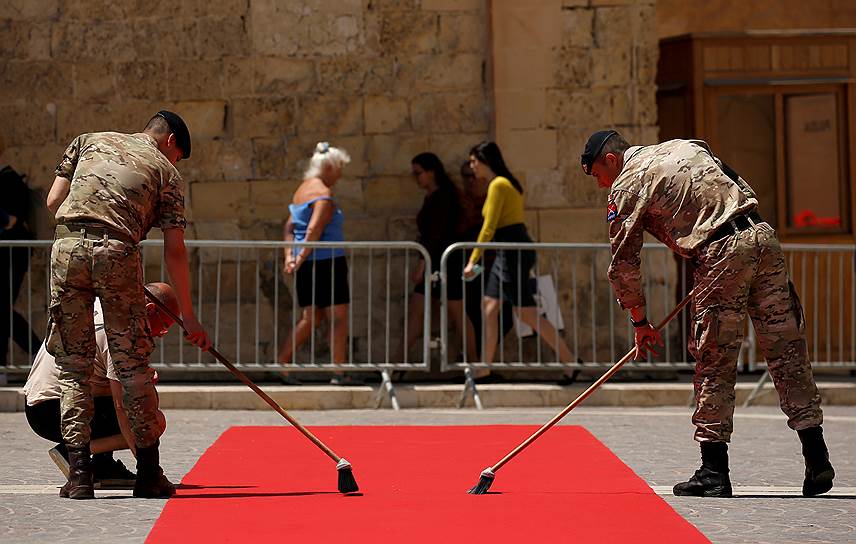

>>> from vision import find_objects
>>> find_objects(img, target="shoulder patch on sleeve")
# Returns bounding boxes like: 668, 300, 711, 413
606, 200, 618, 222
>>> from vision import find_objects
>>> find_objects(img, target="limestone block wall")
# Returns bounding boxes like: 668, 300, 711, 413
491, 0, 658, 246
489, 0, 664, 359
0, 0, 665, 366
0, 0, 491, 242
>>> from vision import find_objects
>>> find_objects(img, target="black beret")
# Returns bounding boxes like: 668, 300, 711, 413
156, 110, 191, 159
580, 129, 617, 175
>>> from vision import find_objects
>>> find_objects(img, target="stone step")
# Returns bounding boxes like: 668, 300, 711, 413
2, 382, 855, 412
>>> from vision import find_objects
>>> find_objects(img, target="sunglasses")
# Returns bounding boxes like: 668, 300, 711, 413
581, 132, 616, 175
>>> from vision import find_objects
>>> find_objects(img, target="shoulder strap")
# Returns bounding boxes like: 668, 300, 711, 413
688, 139, 757, 200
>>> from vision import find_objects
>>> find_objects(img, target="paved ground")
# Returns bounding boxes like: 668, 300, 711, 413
1, 406, 854, 544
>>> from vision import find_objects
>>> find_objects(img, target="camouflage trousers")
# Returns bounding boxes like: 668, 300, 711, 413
689, 222, 822, 442
47, 229, 159, 448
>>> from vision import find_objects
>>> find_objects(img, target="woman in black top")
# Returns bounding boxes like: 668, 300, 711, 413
0, 163, 41, 366
401, 153, 476, 363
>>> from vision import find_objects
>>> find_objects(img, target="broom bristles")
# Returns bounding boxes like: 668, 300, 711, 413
336, 458, 359, 494
467, 467, 495, 495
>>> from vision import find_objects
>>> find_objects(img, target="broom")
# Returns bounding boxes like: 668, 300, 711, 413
144, 287, 359, 494
467, 291, 694, 494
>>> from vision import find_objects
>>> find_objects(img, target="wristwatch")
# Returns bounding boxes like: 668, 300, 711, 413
631, 316, 649, 328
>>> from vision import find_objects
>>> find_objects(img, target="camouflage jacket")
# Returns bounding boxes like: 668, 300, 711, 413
607, 139, 758, 309
54, 132, 186, 243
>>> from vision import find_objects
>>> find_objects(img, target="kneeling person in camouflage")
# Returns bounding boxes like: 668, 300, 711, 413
581, 130, 834, 498
46, 111, 211, 499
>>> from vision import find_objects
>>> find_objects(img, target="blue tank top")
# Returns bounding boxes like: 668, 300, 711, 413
288, 196, 345, 260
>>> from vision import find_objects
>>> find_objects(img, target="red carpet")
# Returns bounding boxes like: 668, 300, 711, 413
147, 426, 709, 543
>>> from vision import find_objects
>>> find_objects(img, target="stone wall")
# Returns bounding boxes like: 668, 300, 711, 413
491, 0, 658, 246
0, 0, 491, 243
0, 0, 661, 367
489, 0, 662, 359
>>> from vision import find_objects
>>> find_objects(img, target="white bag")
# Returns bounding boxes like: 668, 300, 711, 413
514, 274, 565, 337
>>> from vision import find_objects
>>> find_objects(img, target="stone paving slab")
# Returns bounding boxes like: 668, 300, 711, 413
1, 406, 854, 543
650, 485, 856, 497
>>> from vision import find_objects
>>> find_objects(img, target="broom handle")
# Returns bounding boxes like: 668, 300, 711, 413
490, 290, 694, 473
143, 287, 342, 464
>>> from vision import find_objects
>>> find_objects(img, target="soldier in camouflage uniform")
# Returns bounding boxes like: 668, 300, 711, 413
45, 111, 211, 499
580, 130, 834, 498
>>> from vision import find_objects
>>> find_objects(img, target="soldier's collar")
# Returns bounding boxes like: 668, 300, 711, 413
624, 146, 645, 162
619, 146, 645, 173
136, 132, 159, 148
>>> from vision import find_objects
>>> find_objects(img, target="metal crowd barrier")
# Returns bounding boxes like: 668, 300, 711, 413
0, 240, 51, 381
438, 242, 693, 408
3, 240, 855, 408
0, 240, 432, 408
440, 242, 856, 408
743, 243, 856, 406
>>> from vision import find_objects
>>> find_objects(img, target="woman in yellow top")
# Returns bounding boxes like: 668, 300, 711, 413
463, 141, 572, 365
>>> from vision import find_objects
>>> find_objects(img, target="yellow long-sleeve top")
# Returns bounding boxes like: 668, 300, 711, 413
469, 176, 525, 263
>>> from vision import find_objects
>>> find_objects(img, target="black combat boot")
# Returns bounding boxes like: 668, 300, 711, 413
798, 426, 835, 497
92, 452, 136, 489
60, 445, 95, 499
673, 442, 733, 498
133, 441, 176, 498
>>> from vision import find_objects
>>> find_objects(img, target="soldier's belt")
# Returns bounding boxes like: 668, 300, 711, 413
707, 210, 763, 244
55, 223, 137, 246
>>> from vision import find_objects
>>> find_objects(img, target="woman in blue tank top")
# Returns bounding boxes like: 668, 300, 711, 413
278, 143, 352, 384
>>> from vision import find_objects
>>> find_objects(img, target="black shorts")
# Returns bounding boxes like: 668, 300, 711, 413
414, 250, 464, 301
25, 396, 120, 444
295, 256, 350, 308
484, 224, 536, 307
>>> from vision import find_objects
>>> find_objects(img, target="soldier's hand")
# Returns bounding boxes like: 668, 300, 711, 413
182, 315, 212, 351
633, 324, 663, 360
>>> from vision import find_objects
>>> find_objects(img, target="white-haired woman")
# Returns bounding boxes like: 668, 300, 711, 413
278, 142, 352, 384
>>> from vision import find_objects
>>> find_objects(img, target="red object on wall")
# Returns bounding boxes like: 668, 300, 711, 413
794, 209, 841, 228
